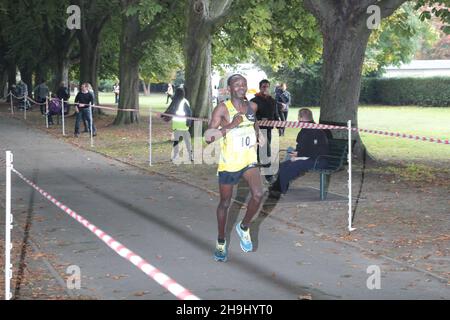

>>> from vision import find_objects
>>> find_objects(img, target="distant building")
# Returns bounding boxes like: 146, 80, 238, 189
383, 59, 450, 78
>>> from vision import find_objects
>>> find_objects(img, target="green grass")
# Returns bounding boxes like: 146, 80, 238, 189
80, 93, 449, 164
70, 92, 169, 114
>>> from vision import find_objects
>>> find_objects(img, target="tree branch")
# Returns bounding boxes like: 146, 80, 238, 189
378, 0, 409, 18
303, 0, 334, 20
137, 0, 177, 45
210, 0, 233, 23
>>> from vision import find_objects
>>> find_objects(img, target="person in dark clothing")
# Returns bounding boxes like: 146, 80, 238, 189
56, 82, 71, 115
250, 79, 280, 168
269, 108, 329, 199
47, 94, 62, 125
34, 80, 49, 114
74, 83, 96, 137
276, 83, 291, 136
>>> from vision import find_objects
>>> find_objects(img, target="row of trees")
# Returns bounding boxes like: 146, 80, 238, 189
1, 0, 448, 154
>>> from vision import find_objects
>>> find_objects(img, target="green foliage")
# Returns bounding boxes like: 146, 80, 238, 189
139, 39, 184, 83
99, 79, 116, 92
99, 14, 121, 80
212, 0, 322, 70
415, 0, 450, 34
366, 77, 450, 106
125, 0, 164, 24
365, 2, 439, 75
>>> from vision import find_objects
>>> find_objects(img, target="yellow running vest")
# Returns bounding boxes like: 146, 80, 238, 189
218, 100, 258, 172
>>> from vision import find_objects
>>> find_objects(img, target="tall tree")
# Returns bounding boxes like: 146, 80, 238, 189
113, 0, 178, 125
73, 0, 115, 104
184, 0, 233, 120
303, 0, 408, 155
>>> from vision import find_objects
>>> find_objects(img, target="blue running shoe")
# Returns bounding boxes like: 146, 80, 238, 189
235, 222, 253, 252
214, 240, 228, 262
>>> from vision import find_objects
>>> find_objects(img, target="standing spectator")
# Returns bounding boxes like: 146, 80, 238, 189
165, 83, 174, 104
86, 83, 95, 102
56, 81, 71, 115
74, 83, 96, 137
161, 87, 193, 161
250, 79, 280, 169
83, 83, 96, 132
276, 82, 291, 136
113, 82, 120, 104
34, 80, 49, 115
16, 80, 30, 110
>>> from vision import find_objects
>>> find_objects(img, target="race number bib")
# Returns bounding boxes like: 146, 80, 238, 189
232, 130, 256, 151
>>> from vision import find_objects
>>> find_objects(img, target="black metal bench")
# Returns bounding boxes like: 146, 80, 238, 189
278, 138, 348, 200
310, 138, 348, 200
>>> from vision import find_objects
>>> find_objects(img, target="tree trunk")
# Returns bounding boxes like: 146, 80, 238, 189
303, 0, 408, 159
6, 61, 16, 101
0, 69, 7, 99
79, 30, 100, 105
185, 5, 213, 121
34, 64, 49, 88
20, 66, 33, 97
319, 19, 372, 157
113, 13, 141, 125
54, 55, 70, 92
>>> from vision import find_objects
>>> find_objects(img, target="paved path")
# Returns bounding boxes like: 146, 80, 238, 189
0, 115, 448, 300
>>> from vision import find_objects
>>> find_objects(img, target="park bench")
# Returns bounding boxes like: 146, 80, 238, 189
310, 138, 349, 200
278, 138, 349, 200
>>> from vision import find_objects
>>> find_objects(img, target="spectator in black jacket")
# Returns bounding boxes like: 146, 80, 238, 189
56, 82, 71, 115
74, 83, 96, 137
269, 108, 329, 199
250, 79, 280, 168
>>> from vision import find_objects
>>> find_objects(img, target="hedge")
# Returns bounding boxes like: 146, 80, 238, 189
292, 77, 450, 107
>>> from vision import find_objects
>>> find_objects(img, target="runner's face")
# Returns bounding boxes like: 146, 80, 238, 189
228, 77, 247, 99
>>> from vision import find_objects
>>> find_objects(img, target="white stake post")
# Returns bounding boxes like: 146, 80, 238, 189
149, 106, 152, 166
61, 99, 66, 136
89, 103, 94, 147
45, 97, 49, 128
5, 151, 13, 300
348, 120, 355, 232
9, 91, 14, 115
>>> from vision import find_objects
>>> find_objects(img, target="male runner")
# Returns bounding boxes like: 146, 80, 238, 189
206, 74, 265, 262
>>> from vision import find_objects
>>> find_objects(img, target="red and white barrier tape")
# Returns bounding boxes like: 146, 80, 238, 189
155, 111, 210, 122
7, 92, 448, 145
91, 104, 137, 112
259, 120, 449, 145
11, 167, 200, 300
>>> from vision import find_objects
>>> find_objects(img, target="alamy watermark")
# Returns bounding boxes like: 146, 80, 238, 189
366, 265, 381, 290
67, 5, 81, 30
66, 265, 81, 290
367, 5, 381, 30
